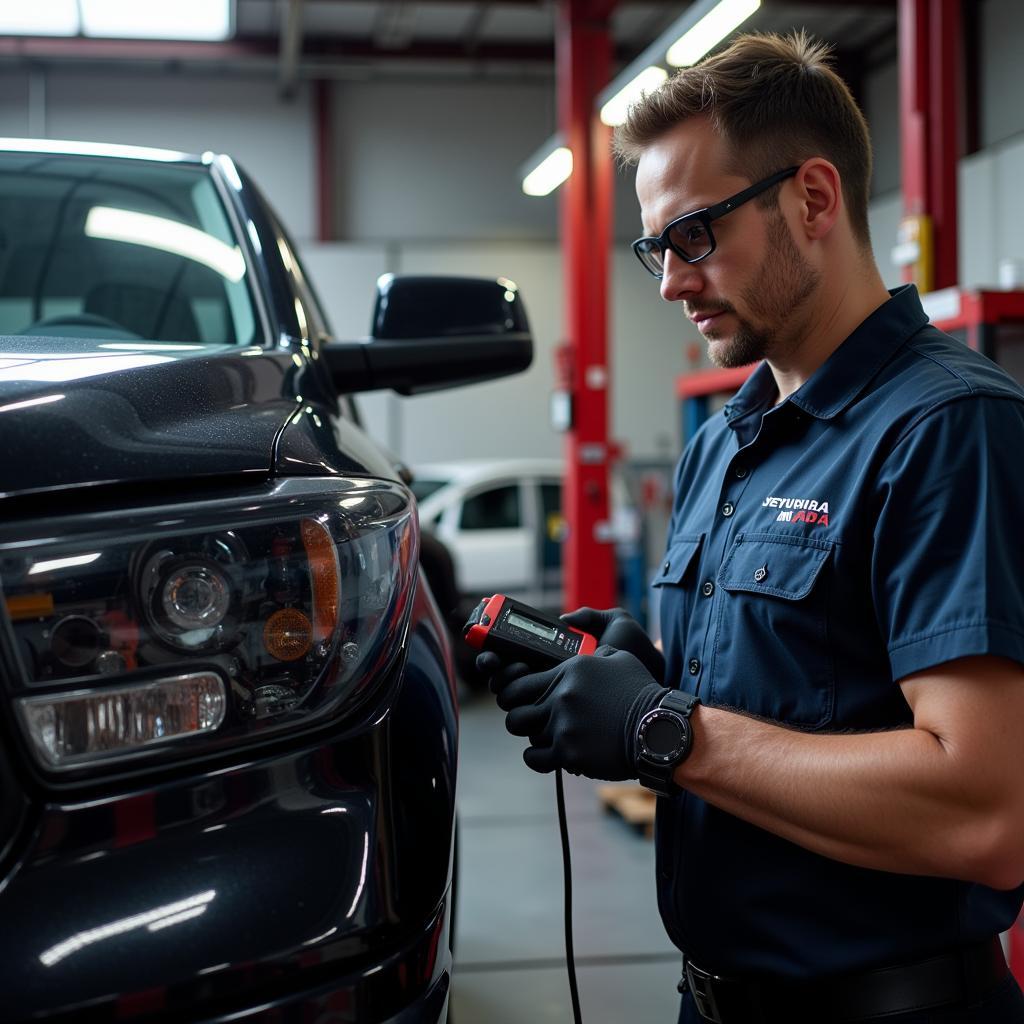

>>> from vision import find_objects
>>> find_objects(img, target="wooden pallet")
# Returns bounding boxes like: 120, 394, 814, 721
597, 783, 656, 837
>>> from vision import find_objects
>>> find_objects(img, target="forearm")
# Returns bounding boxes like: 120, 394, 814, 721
674, 704, 1021, 888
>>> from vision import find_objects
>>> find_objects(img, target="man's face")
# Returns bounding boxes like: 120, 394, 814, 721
635, 118, 820, 368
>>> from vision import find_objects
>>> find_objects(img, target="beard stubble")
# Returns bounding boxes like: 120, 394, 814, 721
705, 209, 821, 369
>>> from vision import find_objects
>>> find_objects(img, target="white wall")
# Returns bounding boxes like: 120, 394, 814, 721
330, 77, 645, 245
332, 79, 556, 243
0, 71, 31, 135
981, 0, 1024, 148
864, 59, 900, 198
867, 190, 903, 290
960, 138, 1024, 289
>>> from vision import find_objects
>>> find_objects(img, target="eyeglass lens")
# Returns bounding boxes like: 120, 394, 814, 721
669, 218, 712, 261
636, 217, 713, 275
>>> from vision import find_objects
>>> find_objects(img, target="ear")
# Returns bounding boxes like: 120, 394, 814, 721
792, 159, 842, 241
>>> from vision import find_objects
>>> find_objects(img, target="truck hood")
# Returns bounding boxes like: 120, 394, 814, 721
0, 336, 300, 499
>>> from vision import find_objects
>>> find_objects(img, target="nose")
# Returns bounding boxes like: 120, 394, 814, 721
659, 249, 705, 303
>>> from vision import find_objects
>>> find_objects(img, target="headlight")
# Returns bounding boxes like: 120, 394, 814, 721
0, 478, 417, 773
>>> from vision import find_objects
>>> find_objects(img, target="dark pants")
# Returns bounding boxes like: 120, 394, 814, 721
678, 974, 1024, 1024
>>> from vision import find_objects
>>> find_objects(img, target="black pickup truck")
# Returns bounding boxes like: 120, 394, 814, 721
0, 138, 531, 1023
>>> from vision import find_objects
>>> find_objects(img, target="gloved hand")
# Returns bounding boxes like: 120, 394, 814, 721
492, 646, 667, 780
560, 607, 665, 682
475, 650, 532, 696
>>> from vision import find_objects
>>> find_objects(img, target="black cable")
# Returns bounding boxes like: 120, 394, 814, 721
555, 768, 583, 1024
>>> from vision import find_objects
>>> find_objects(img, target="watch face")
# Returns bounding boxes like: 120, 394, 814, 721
638, 708, 689, 761
644, 716, 684, 756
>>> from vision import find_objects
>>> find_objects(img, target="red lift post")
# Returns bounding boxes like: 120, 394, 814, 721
898, 0, 961, 292
557, 0, 616, 610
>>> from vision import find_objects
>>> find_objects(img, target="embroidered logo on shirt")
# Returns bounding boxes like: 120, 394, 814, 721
761, 495, 830, 527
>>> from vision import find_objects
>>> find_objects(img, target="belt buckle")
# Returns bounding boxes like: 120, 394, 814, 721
685, 961, 724, 1024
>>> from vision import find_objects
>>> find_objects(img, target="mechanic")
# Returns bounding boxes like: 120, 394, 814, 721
478, 31, 1024, 1024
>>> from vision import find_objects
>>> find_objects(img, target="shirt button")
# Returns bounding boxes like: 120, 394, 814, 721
754, 565, 768, 582
702, 581, 714, 597
688, 658, 700, 676
663, 559, 671, 574
722, 502, 735, 517
734, 465, 748, 479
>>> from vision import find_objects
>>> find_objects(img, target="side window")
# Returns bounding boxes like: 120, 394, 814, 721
460, 485, 521, 531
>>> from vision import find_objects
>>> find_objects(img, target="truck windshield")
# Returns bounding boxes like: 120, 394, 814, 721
0, 152, 258, 346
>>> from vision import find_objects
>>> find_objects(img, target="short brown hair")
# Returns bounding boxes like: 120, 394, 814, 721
614, 31, 873, 246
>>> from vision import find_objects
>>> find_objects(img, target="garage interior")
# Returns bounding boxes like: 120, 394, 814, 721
4, 0, 1024, 1021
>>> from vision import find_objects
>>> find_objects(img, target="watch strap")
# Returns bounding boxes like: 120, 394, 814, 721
659, 688, 700, 718
636, 689, 701, 797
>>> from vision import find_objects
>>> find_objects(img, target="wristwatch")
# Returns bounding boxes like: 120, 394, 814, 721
636, 689, 701, 797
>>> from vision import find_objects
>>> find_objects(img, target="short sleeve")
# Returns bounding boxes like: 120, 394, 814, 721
872, 394, 1024, 680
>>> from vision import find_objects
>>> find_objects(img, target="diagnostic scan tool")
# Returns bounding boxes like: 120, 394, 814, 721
463, 594, 597, 670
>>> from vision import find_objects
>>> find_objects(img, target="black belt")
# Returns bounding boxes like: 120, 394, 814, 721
681, 937, 1010, 1024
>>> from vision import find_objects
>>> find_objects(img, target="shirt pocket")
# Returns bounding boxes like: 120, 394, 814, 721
653, 534, 704, 673
652, 534, 704, 588
712, 532, 835, 729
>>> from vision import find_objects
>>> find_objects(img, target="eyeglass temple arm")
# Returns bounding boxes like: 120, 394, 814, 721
706, 165, 801, 220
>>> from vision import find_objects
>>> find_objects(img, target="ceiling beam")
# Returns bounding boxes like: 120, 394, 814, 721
0, 36, 276, 61
301, 35, 557, 60
0, 34, 569, 64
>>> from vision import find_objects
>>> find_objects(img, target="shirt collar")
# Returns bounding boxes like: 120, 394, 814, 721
725, 284, 929, 427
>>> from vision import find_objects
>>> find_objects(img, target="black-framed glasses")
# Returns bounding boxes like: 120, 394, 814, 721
631, 166, 800, 279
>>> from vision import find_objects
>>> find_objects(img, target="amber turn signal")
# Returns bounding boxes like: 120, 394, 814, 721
263, 607, 313, 662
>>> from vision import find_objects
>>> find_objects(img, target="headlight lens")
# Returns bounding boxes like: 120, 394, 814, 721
0, 478, 417, 772
18, 672, 228, 768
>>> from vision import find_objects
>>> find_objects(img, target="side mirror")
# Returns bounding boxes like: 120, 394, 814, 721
322, 275, 533, 395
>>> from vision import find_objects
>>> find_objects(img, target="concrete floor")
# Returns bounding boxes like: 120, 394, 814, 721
452, 688, 683, 1024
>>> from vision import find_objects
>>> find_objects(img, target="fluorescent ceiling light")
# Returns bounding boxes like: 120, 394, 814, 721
600, 66, 669, 127
666, 0, 760, 67
0, 0, 233, 39
80, 0, 233, 41
522, 147, 573, 198
0, 1, 78, 36
85, 207, 246, 282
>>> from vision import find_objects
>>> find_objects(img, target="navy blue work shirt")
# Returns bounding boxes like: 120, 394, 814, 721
655, 284, 1024, 979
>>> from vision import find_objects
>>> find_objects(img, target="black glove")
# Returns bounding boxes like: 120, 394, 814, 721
493, 646, 667, 780
475, 650, 532, 695
560, 607, 665, 682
